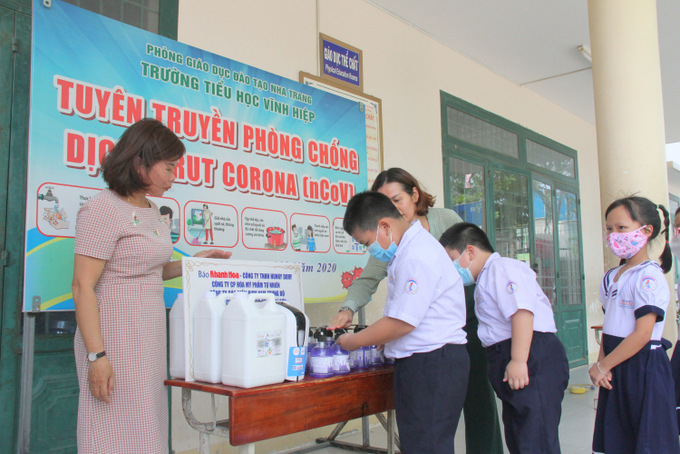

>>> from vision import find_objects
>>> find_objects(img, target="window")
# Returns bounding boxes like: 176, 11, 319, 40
61, 0, 177, 38
446, 106, 518, 158
447, 158, 486, 227
527, 139, 575, 178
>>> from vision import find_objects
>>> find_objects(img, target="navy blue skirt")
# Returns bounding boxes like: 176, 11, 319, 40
593, 334, 680, 454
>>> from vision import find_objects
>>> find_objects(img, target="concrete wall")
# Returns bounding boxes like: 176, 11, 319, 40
173, 1, 604, 452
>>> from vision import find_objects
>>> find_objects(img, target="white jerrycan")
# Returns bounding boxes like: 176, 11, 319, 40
193, 291, 228, 383
168, 293, 185, 379
221, 292, 286, 388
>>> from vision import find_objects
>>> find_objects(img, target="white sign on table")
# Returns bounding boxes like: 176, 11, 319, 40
181, 257, 303, 382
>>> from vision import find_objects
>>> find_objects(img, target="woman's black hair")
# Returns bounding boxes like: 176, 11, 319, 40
101, 118, 185, 197
371, 168, 435, 216
605, 196, 671, 273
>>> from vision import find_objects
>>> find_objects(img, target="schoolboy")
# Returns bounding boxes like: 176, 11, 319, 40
336, 192, 469, 454
439, 222, 568, 454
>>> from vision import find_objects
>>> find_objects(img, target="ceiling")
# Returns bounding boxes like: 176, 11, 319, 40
366, 0, 680, 144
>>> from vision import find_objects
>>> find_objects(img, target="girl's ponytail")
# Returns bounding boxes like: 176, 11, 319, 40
659, 204, 672, 273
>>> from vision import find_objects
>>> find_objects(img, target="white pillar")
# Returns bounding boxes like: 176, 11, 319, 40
588, 0, 676, 344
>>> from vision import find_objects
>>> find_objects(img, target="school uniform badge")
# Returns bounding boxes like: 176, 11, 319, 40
404, 279, 418, 294
641, 276, 657, 291
506, 281, 518, 294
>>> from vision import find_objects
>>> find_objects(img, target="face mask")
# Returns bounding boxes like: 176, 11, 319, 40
670, 235, 680, 258
453, 257, 475, 286
367, 226, 397, 262
606, 225, 649, 260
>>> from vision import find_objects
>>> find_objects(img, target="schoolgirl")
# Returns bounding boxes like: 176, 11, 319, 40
590, 196, 680, 454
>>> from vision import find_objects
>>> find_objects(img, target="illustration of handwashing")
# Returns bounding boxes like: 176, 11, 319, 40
39, 187, 69, 230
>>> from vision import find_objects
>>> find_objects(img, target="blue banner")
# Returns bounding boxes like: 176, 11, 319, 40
25, 0, 368, 311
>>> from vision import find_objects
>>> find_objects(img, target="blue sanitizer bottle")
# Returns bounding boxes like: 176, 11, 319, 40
350, 326, 368, 370
332, 330, 350, 375
324, 328, 335, 348
306, 328, 317, 374
369, 343, 384, 367
309, 330, 333, 378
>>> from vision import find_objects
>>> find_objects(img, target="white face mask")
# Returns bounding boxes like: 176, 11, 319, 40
670, 235, 680, 258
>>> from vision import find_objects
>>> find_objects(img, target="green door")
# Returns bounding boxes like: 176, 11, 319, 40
0, 2, 80, 452
531, 178, 587, 365
443, 151, 588, 366
0, 1, 178, 452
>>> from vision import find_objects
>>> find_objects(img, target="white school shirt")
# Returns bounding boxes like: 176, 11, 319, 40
474, 253, 557, 348
383, 220, 467, 359
600, 260, 669, 341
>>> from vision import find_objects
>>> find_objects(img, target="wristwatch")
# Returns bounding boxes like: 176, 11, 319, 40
88, 351, 106, 362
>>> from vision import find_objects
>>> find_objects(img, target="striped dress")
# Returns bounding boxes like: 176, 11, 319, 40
74, 189, 171, 454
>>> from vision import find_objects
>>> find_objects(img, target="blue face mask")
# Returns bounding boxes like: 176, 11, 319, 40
453, 257, 475, 286
367, 226, 397, 262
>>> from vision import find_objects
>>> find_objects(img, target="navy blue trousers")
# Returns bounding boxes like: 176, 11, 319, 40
393, 343, 469, 454
593, 334, 679, 454
670, 340, 680, 434
486, 332, 568, 454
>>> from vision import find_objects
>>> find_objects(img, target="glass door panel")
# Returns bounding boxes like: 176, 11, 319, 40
556, 189, 582, 306
447, 158, 486, 228
493, 170, 529, 263
533, 180, 556, 306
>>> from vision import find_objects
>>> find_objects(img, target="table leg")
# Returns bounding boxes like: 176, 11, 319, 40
181, 388, 231, 452
386, 411, 394, 454
199, 433, 210, 454
239, 443, 255, 454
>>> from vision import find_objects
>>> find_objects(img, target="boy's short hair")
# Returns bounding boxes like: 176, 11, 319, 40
159, 206, 173, 218
439, 222, 495, 253
343, 191, 402, 235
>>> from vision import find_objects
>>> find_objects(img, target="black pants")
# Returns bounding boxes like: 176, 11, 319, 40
486, 332, 568, 454
462, 285, 504, 454
393, 343, 469, 454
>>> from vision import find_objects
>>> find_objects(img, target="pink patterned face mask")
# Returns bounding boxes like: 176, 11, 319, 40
606, 226, 649, 259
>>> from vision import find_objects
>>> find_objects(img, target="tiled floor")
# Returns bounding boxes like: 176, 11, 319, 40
281, 366, 597, 454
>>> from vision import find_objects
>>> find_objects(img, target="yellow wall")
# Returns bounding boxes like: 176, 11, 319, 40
174, 1, 605, 452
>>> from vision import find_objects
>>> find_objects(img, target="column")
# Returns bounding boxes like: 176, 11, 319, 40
588, 0, 676, 343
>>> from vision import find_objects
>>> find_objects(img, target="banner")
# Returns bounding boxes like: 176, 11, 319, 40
25, 0, 368, 311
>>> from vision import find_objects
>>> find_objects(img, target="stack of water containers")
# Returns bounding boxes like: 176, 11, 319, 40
169, 291, 309, 388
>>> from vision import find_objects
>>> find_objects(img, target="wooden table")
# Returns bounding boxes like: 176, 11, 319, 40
166, 366, 397, 454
